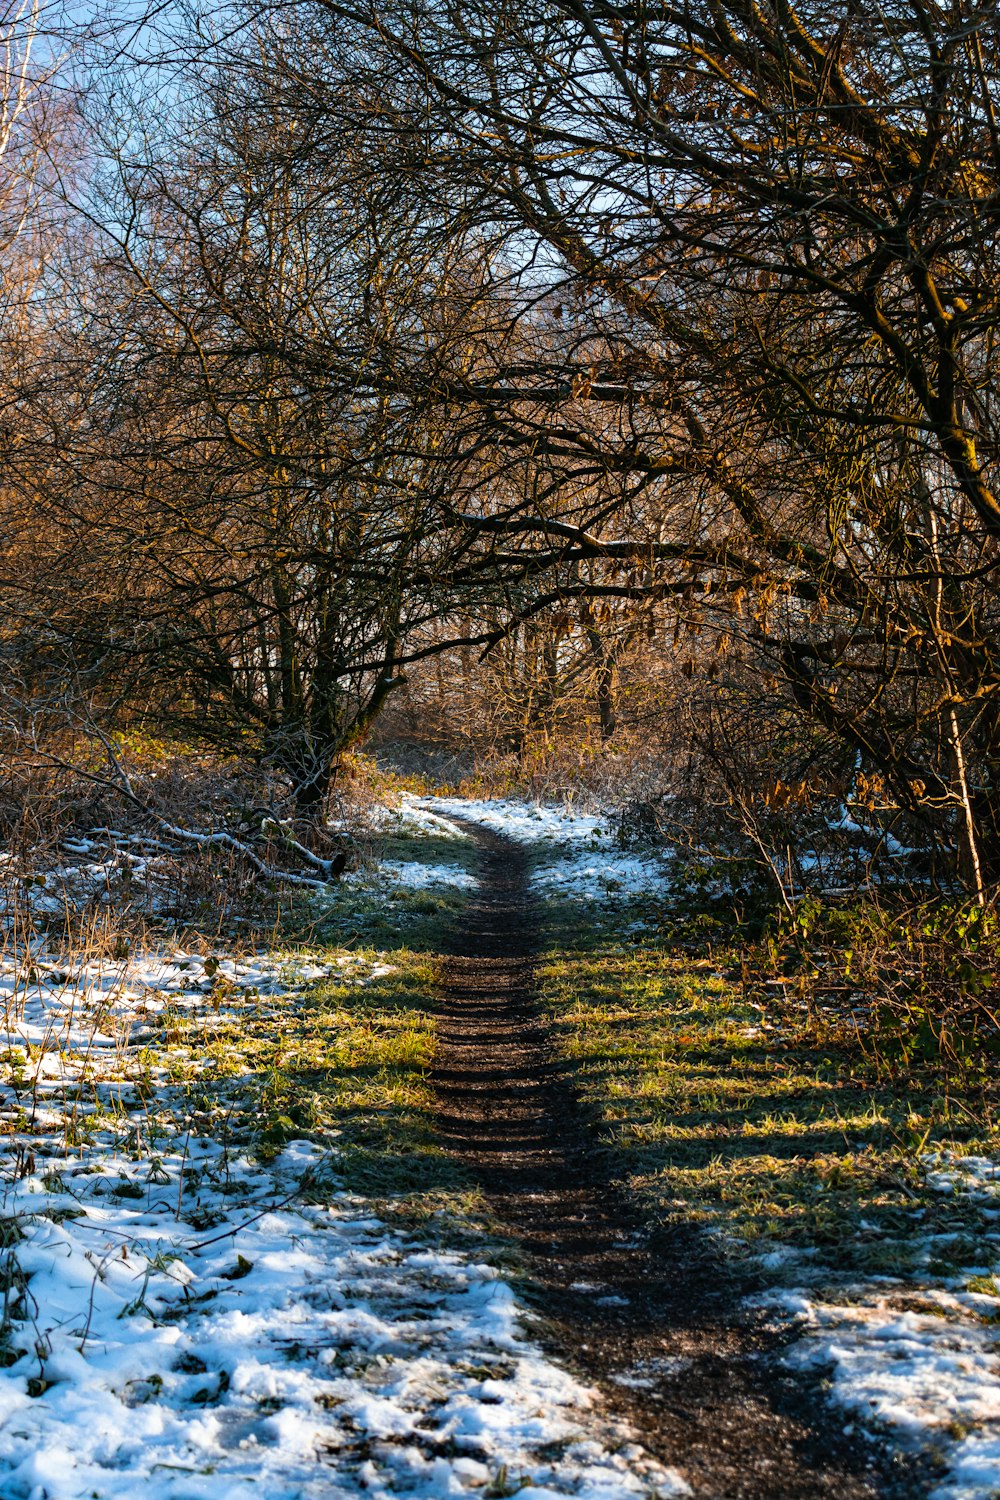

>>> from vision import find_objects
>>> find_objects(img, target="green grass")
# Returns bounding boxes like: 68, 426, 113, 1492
374, 829, 477, 871
216, 823, 478, 1193
539, 907, 1000, 1282
310, 885, 469, 951
131, 950, 469, 1199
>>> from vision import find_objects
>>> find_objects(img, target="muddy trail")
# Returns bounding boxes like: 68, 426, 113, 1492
434, 824, 930, 1500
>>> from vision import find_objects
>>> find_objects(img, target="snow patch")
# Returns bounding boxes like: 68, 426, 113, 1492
347, 860, 477, 893
766, 1152, 1000, 1496
422, 797, 610, 846
767, 1289, 1000, 1498
0, 1141, 688, 1500
0, 947, 386, 1104
532, 851, 672, 902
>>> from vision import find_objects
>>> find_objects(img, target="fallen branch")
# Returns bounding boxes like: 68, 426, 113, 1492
153, 817, 331, 890
27, 735, 336, 893
260, 818, 349, 880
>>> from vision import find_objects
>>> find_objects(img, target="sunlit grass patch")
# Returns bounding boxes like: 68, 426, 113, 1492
140, 950, 464, 1197
540, 934, 1000, 1281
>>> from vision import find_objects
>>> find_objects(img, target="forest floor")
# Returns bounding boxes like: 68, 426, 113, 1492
0, 797, 996, 1498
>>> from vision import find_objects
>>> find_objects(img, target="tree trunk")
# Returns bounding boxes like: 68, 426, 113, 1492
291, 760, 334, 824
586, 625, 617, 740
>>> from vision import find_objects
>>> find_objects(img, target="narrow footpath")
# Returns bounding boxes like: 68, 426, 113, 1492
434, 824, 929, 1500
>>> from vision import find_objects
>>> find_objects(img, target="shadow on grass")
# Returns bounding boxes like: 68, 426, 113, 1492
308, 884, 470, 955
540, 925, 1000, 1278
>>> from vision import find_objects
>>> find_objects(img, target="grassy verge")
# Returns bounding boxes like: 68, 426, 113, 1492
146, 951, 464, 1199
538, 893, 1000, 1285
310, 884, 471, 951
152, 819, 481, 1203
0, 825, 481, 1215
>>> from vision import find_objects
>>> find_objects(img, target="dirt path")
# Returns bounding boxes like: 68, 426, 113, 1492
434, 824, 929, 1500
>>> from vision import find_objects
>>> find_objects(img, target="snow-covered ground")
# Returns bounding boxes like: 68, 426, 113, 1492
1, 794, 998, 1497
0, 947, 390, 1111
774, 1283, 1000, 1500
403, 797, 672, 903
347, 857, 477, 893
0, 831, 207, 920
424, 797, 609, 845
530, 849, 672, 903
0, 1140, 687, 1500
747, 1163, 1000, 1497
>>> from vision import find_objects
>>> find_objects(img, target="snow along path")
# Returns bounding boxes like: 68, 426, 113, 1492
409, 797, 673, 903
757, 1152, 1000, 1500
771, 1286, 1000, 1500
0, 1138, 688, 1500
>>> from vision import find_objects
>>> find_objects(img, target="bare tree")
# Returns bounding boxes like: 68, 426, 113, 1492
15, 31, 475, 821
250, 0, 1000, 884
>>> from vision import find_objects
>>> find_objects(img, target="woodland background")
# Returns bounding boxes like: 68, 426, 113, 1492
0, 0, 999, 932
